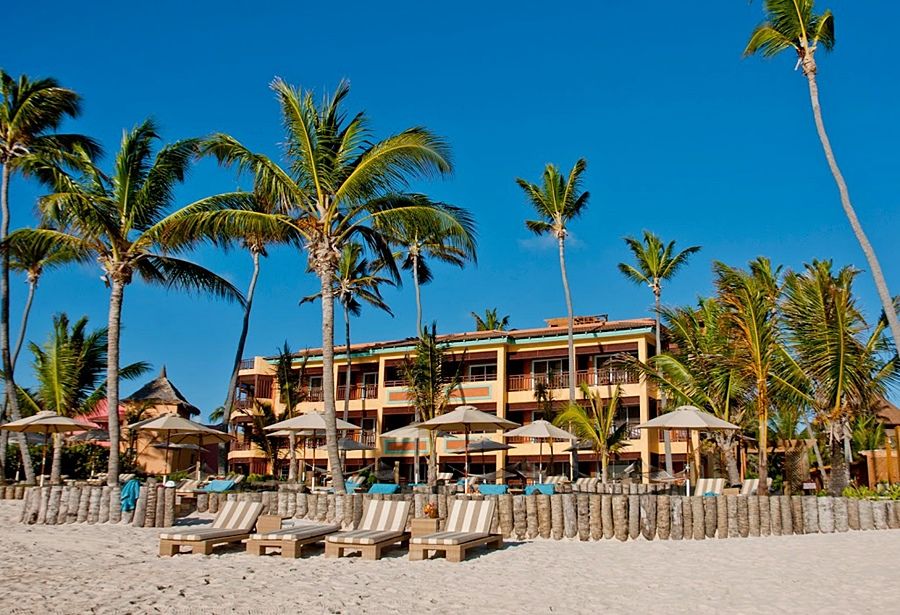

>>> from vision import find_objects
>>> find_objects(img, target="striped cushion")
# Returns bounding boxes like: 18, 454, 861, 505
436, 472, 453, 481
177, 480, 201, 492
251, 523, 340, 541
740, 478, 771, 496
694, 478, 725, 496
327, 530, 406, 545
545, 475, 569, 484
159, 528, 246, 541
358, 500, 410, 532
211, 500, 264, 530
573, 478, 599, 491
411, 531, 490, 546
445, 498, 496, 534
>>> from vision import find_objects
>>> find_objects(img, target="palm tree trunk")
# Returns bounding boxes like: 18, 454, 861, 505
317, 261, 345, 493
12, 280, 36, 367
601, 450, 608, 484
756, 382, 768, 490
412, 253, 423, 335
223, 250, 261, 417
804, 69, 900, 352
343, 302, 352, 423
50, 433, 64, 485
557, 236, 578, 476
288, 432, 297, 483
0, 163, 34, 484
717, 434, 741, 486
105, 278, 125, 486
655, 286, 674, 476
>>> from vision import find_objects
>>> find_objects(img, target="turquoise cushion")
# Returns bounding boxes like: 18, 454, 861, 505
477, 484, 508, 495
367, 483, 399, 495
202, 479, 235, 493
525, 484, 555, 496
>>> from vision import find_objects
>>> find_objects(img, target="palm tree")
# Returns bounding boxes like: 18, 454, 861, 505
235, 400, 282, 476
714, 258, 781, 490
554, 384, 628, 483
0, 71, 99, 484
190, 79, 462, 493
385, 199, 476, 333
302, 242, 393, 423
272, 342, 306, 482
25, 119, 244, 485
744, 1, 900, 355
18, 314, 148, 484
517, 159, 589, 404
471, 308, 510, 331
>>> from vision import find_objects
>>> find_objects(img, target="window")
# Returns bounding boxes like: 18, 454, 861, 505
308, 375, 322, 389
532, 359, 567, 375
361, 372, 378, 387
468, 363, 497, 381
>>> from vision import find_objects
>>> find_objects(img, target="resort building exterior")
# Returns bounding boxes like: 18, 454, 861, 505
228, 315, 689, 482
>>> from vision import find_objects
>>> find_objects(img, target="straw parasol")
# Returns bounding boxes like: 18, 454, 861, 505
465, 438, 513, 475
264, 413, 360, 484
2, 411, 95, 484
135, 413, 230, 480
418, 405, 519, 480
638, 405, 740, 494
504, 419, 576, 482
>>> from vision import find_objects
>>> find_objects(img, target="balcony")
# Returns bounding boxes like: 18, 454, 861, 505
335, 384, 378, 401
507, 369, 638, 392
239, 358, 255, 370
384, 372, 496, 388
230, 440, 255, 451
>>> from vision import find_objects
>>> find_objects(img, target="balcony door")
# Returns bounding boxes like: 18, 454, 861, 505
531, 358, 567, 389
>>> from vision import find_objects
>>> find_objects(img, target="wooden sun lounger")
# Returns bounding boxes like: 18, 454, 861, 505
325, 500, 410, 560
409, 498, 502, 563
246, 522, 341, 558
159, 500, 263, 556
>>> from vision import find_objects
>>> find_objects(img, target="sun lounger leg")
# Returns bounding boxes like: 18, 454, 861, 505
325, 542, 343, 558
283, 542, 300, 558
199, 541, 215, 555
408, 545, 425, 561
447, 546, 464, 563
159, 540, 178, 557
246, 541, 263, 556
360, 544, 380, 560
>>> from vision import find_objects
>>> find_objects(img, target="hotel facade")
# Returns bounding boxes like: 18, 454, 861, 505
228, 315, 689, 482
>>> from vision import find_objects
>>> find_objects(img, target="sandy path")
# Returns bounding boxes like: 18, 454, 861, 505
0, 501, 896, 614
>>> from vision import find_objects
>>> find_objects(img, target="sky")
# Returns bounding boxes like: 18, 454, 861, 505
6, 1, 900, 419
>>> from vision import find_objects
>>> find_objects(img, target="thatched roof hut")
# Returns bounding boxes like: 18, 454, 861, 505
874, 398, 900, 427
123, 366, 200, 417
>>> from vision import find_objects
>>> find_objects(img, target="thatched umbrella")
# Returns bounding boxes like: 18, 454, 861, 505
2, 411, 95, 485
136, 413, 229, 480
504, 419, 576, 482
265, 413, 359, 484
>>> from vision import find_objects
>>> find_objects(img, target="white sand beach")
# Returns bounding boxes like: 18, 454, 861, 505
0, 501, 897, 614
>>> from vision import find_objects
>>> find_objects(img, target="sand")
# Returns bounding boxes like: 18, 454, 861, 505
0, 501, 897, 614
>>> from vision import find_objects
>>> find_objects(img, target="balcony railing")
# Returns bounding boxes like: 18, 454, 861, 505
239, 358, 255, 370
335, 384, 378, 401
507, 369, 637, 392
384, 373, 496, 388
658, 428, 689, 442
230, 440, 255, 451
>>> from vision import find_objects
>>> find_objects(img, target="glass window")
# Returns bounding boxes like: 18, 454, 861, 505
361, 372, 378, 386
468, 364, 497, 381
532, 359, 567, 375
308, 375, 322, 389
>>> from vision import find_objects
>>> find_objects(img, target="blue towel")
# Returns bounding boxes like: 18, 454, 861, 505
477, 484, 508, 495
345, 480, 360, 493
367, 483, 399, 495
120, 478, 141, 512
525, 484, 555, 496
203, 479, 236, 493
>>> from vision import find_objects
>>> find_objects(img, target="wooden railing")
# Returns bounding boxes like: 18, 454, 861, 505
239, 358, 255, 370
507, 369, 637, 392
384, 372, 497, 388
230, 440, 255, 451
335, 384, 378, 401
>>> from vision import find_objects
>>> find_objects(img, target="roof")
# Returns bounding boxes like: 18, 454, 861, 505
280, 316, 657, 361
123, 366, 200, 416
875, 398, 900, 426
76, 399, 127, 424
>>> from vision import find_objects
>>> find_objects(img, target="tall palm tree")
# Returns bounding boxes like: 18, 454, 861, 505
302, 242, 393, 422
517, 159, 589, 404
714, 258, 781, 490
0, 72, 99, 484
25, 119, 244, 485
385, 199, 476, 333
272, 342, 305, 482
471, 308, 510, 331
19, 314, 148, 484
744, 1, 900, 355
554, 384, 628, 483
189, 79, 463, 493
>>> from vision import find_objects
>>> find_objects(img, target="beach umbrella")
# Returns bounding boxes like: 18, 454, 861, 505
418, 406, 519, 481
638, 405, 740, 494
338, 437, 375, 452
2, 411, 95, 485
380, 423, 454, 483
504, 419, 576, 482
135, 413, 229, 480
264, 413, 359, 485
67, 428, 110, 443
465, 438, 512, 475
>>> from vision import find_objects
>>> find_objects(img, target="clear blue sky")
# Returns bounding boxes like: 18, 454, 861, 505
6, 1, 900, 419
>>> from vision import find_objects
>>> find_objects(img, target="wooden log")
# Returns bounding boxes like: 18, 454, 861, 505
15, 485, 26, 500
758, 497, 770, 536
66, 486, 81, 524
847, 497, 860, 530
563, 493, 578, 539
286, 490, 297, 518
322, 493, 333, 522
208, 490, 219, 515
715, 495, 727, 538
526, 495, 539, 539
858, 499, 874, 530
612, 495, 628, 541
499, 494, 514, 539
306, 493, 318, 520
538, 495, 552, 539
97, 485, 111, 524
437, 493, 448, 526
513, 495, 527, 540
833, 497, 849, 532
163, 487, 176, 527
154, 485, 166, 528
109, 486, 122, 524
601, 495, 614, 540
353, 494, 364, 529
334, 494, 346, 527
87, 486, 101, 524
892, 502, 900, 530
657, 494, 670, 540
627, 494, 640, 540
682, 493, 693, 539
276, 491, 288, 517
703, 497, 716, 538
19, 488, 34, 524
726, 495, 739, 538
46, 486, 62, 525
550, 495, 564, 540
872, 501, 888, 530
779, 496, 792, 535
260, 491, 272, 515
791, 496, 804, 534
575, 494, 590, 541
36, 486, 50, 525
76, 486, 90, 523
589, 494, 602, 540
691, 497, 705, 540
747, 496, 760, 537
196, 492, 208, 513
737, 495, 749, 538
670, 496, 683, 540
413, 493, 425, 518
802, 496, 819, 534
640, 494, 656, 540
817, 496, 835, 533
769, 495, 781, 536
295, 493, 307, 519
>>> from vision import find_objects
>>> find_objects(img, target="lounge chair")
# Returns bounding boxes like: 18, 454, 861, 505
344, 475, 367, 493
409, 498, 502, 562
246, 521, 341, 558
477, 484, 508, 495
740, 477, 772, 496
176, 479, 203, 494
367, 483, 399, 495
573, 477, 600, 492
525, 484, 555, 496
325, 499, 410, 560
202, 479, 236, 493
435, 472, 454, 484
159, 500, 263, 556
545, 475, 569, 485
692, 478, 725, 496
